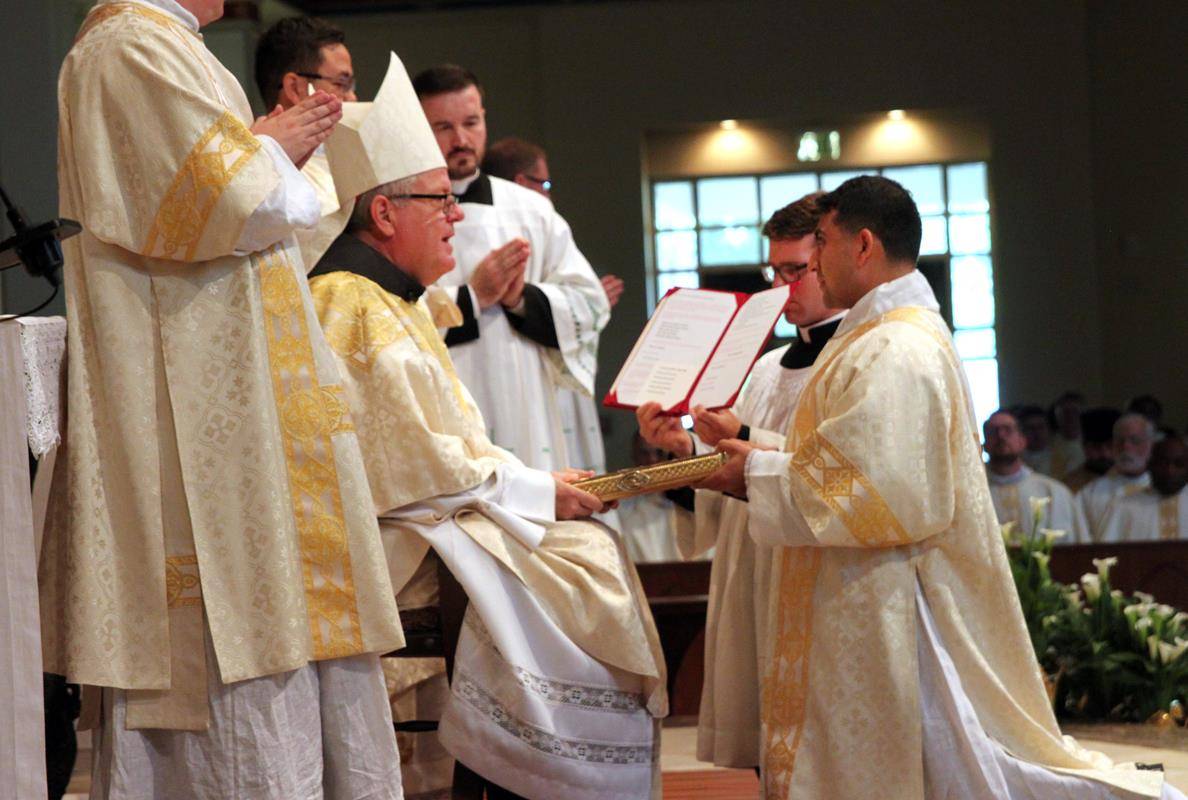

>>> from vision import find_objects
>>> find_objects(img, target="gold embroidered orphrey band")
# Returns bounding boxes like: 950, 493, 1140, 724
573, 452, 728, 501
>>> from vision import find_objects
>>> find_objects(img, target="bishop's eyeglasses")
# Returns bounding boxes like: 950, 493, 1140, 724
389, 193, 459, 216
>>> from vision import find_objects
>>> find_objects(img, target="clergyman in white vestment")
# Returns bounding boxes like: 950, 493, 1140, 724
982, 409, 1088, 542
699, 176, 1185, 800
1077, 412, 1156, 542
307, 54, 667, 800
636, 192, 846, 769
415, 65, 610, 471
1095, 436, 1188, 542
45, 2, 404, 797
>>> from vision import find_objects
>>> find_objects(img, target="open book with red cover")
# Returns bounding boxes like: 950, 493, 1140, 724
603, 284, 790, 416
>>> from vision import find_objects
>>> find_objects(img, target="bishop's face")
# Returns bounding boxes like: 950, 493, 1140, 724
421, 86, 487, 181
384, 168, 465, 285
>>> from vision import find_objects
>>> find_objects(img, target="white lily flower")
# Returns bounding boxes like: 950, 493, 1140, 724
1081, 573, 1101, 602
1156, 604, 1175, 618
999, 522, 1017, 545
1148, 635, 1160, 661
1040, 528, 1067, 545
1092, 556, 1118, 581
1157, 639, 1188, 665
1136, 617, 1153, 632
1134, 592, 1155, 604
1029, 496, 1052, 518
1032, 552, 1051, 570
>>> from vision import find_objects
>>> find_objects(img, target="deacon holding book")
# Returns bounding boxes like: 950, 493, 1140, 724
308, 53, 666, 800
43, 1, 406, 797
636, 192, 845, 770
699, 176, 1183, 799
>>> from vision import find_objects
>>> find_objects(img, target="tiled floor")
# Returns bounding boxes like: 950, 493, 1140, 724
64, 721, 1187, 799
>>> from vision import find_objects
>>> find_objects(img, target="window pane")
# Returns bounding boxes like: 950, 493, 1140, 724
655, 231, 697, 272
759, 173, 819, 220
657, 270, 700, 297
954, 327, 996, 359
700, 226, 761, 266
920, 215, 948, 255
696, 177, 759, 226
951, 255, 995, 329
654, 181, 696, 230
820, 170, 875, 191
881, 164, 944, 215
949, 213, 991, 255
774, 318, 798, 339
963, 358, 1000, 431
947, 162, 989, 213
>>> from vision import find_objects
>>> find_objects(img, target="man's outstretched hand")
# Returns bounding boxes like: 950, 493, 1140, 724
553, 469, 611, 519
636, 402, 693, 457
251, 92, 343, 169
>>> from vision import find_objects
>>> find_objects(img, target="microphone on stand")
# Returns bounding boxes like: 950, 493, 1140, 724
0, 181, 80, 318
0, 181, 80, 287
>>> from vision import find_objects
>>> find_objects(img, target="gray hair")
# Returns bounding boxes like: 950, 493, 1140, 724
348, 175, 419, 231
1113, 412, 1156, 441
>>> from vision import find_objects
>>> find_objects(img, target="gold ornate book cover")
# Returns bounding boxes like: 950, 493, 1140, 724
572, 452, 728, 501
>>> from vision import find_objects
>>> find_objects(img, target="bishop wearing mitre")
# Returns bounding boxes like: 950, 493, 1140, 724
42, 2, 406, 798
306, 53, 667, 800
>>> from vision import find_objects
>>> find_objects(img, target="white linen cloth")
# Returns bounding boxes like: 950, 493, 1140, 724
387, 465, 660, 800
0, 320, 47, 800
17, 315, 67, 457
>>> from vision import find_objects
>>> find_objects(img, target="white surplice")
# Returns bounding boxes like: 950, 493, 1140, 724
617, 493, 688, 563
1094, 486, 1188, 542
681, 319, 840, 769
986, 464, 1088, 543
437, 173, 609, 470
1077, 469, 1152, 543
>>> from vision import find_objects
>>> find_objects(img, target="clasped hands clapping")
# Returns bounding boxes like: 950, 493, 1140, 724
636, 402, 775, 500
251, 91, 343, 169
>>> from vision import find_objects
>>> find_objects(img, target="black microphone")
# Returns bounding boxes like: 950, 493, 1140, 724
0, 182, 81, 287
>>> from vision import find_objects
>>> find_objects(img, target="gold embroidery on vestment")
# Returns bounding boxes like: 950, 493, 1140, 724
258, 247, 363, 659
1159, 497, 1179, 540
165, 555, 201, 608
143, 112, 260, 260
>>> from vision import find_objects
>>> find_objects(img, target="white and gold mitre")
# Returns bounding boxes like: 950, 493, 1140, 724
325, 51, 445, 204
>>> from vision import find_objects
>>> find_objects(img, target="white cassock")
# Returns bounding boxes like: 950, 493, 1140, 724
559, 388, 608, 473
681, 314, 844, 768
1077, 470, 1152, 543
436, 172, 610, 471
1094, 486, 1188, 542
985, 465, 1088, 543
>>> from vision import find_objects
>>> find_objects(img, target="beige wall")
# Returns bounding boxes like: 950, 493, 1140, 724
1, 0, 1182, 464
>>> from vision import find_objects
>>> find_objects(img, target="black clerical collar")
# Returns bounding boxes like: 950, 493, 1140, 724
454, 172, 493, 206
311, 232, 426, 302
780, 315, 843, 369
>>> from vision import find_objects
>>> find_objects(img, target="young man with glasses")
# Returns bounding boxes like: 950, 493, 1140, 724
255, 16, 359, 267
635, 192, 845, 772
412, 65, 611, 476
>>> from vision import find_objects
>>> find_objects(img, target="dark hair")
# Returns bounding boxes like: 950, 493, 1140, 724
1046, 390, 1085, 428
816, 175, 921, 263
1013, 404, 1047, 424
1126, 394, 1163, 423
1080, 407, 1122, 444
254, 17, 345, 109
982, 407, 1020, 436
412, 64, 483, 99
482, 137, 545, 180
762, 192, 824, 241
